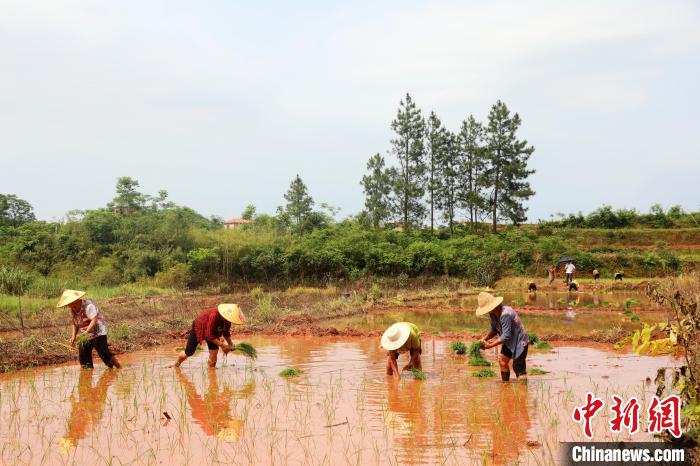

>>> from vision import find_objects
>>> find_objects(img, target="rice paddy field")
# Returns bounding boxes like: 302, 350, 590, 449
0, 335, 677, 465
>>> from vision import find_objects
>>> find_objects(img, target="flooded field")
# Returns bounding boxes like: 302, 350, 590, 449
412, 290, 663, 310
326, 306, 673, 339
0, 336, 676, 465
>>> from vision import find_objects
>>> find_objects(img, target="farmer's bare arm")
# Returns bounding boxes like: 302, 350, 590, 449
481, 330, 497, 342
85, 315, 98, 334
220, 336, 233, 352
69, 323, 78, 346
387, 354, 401, 380
484, 338, 503, 349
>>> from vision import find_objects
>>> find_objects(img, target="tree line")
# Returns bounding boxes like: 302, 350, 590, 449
361, 94, 535, 233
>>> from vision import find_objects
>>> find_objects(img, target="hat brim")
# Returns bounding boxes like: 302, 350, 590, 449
218, 304, 245, 325
56, 290, 86, 308
380, 323, 411, 351
475, 296, 504, 316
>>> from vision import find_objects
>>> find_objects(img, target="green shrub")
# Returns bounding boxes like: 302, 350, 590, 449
154, 263, 190, 289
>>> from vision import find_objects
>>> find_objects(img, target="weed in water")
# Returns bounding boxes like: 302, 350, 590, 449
527, 368, 549, 375
279, 368, 302, 377
450, 341, 467, 355
410, 368, 426, 380
472, 369, 496, 377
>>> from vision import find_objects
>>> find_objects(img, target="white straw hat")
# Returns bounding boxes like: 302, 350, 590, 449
475, 292, 504, 316
380, 322, 411, 351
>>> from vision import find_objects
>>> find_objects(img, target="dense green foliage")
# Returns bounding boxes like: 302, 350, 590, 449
541, 204, 700, 229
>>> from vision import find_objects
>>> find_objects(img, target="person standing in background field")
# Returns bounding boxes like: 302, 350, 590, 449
57, 290, 122, 369
548, 265, 556, 285
592, 269, 600, 281
564, 261, 576, 285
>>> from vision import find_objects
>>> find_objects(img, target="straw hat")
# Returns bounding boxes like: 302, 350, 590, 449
56, 289, 86, 308
217, 419, 244, 442
217, 304, 246, 325
380, 322, 411, 351
475, 292, 504, 316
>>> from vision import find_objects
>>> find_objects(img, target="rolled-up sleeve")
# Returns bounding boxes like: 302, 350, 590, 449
500, 314, 513, 343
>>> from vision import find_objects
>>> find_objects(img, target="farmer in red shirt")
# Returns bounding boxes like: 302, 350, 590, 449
173, 304, 246, 368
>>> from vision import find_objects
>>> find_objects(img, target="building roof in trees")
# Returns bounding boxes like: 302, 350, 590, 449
224, 218, 253, 225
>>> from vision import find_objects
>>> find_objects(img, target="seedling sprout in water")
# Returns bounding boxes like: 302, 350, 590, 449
472, 369, 496, 377
279, 368, 302, 377
410, 368, 426, 380
467, 341, 491, 366
232, 342, 258, 359
450, 341, 467, 355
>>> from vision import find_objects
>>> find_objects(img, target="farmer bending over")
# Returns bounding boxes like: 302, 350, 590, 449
476, 292, 529, 382
568, 280, 579, 292
57, 290, 121, 369
173, 304, 245, 368
381, 322, 421, 380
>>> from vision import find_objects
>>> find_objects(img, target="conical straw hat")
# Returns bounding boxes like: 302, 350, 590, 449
56, 290, 86, 308
475, 292, 504, 316
217, 304, 246, 325
380, 322, 411, 351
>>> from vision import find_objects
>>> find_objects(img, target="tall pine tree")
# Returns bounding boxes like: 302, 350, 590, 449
361, 153, 395, 228
390, 93, 426, 229
284, 175, 314, 231
425, 111, 448, 232
435, 130, 461, 232
484, 101, 535, 232
458, 115, 488, 227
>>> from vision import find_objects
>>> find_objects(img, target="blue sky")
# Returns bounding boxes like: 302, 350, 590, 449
1, 0, 699, 222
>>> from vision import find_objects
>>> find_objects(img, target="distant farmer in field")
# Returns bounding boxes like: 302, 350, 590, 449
592, 269, 600, 281
564, 261, 576, 285
527, 282, 537, 292
172, 304, 245, 368
548, 265, 556, 285
475, 292, 529, 382
568, 280, 579, 292
56, 290, 122, 369
381, 322, 422, 380
614, 271, 624, 281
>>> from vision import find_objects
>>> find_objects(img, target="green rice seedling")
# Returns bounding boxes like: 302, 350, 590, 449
113, 323, 132, 340
623, 309, 633, 315
527, 368, 549, 375
232, 342, 257, 359
630, 314, 640, 321
468, 357, 491, 367
528, 333, 540, 345
76, 332, 90, 349
471, 369, 496, 377
467, 341, 484, 357
411, 368, 426, 380
450, 341, 467, 355
535, 341, 552, 350
279, 368, 302, 377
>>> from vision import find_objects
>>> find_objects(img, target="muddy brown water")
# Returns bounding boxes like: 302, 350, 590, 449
0, 336, 677, 465
326, 308, 673, 338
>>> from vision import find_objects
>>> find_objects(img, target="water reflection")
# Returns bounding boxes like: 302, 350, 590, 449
176, 368, 255, 442
60, 369, 117, 452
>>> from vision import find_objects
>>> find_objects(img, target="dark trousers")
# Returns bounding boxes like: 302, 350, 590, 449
565, 273, 573, 284
79, 335, 115, 368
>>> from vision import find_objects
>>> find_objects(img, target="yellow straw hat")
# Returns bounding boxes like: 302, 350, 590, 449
475, 292, 504, 316
217, 419, 244, 442
217, 304, 246, 325
56, 289, 86, 308
380, 322, 411, 351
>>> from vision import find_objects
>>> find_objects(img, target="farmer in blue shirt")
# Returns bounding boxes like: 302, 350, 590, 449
475, 292, 529, 382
